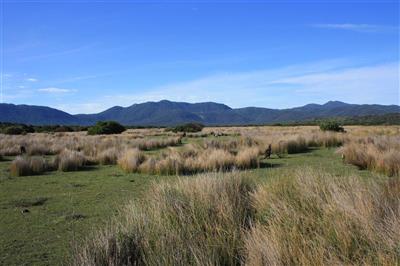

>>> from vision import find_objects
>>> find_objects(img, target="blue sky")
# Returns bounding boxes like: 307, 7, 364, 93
1, 0, 399, 114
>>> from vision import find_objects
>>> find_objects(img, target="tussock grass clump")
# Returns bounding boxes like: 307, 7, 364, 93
197, 149, 236, 172
119, 146, 260, 175
73, 173, 257, 265
286, 137, 308, 154
10, 156, 48, 176
271, 137, 308, 155
117, 149, 146, 173
27, 143, 55, 156
54, 149, 87, 172
235, 147, 260, 169
339, 136, 400, 176
245, 169, 400, 265
74, 169, 399, 265
136, 137, 182, 151
96, 148, 120, 165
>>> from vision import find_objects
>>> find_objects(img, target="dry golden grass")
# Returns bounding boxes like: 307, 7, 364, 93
117, 148, 146, 173
339, 135, 400, 176
73, 168, 400, 265
118, 146, 260, 175
72, 172, 257, 265
10, 156, 48, 176
54, 149, 87, 172
246, 169, 400, 265
2, 125, 399, 177
96, 147, 120, 165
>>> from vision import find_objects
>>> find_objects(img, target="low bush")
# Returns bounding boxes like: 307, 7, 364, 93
87, 121, 126, 135
3, 125, 34, 135
171, 123, 204, 133
54, 125, 74, 132
4, 126, 24, 135
319, 121, 345, 132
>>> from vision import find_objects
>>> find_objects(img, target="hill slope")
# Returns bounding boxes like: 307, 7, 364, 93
1, 100, 399, 126
0, 103, 81, 125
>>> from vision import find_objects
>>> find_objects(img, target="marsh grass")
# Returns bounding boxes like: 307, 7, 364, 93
117, 148, 146, 173
339, 136, 400, 176
74, 168, 400, 265
10, 156, 48, 176
54, 149, 88, 172
72, 172, 257, 265
246, 169, 400, 265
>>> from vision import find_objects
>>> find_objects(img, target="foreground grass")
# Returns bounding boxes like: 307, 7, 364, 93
0, 162, 161, 265
0, 148, 384, 265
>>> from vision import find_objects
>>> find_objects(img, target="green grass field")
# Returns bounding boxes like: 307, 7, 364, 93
0, 143, 381, 265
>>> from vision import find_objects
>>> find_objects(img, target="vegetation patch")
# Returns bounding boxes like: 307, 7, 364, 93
74, 169, 400, 265
87, 121, 126, 135
170, 122, 204, 133
319, 121, 345, 132
10, 156, 49, 177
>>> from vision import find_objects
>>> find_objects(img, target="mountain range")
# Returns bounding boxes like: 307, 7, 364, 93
1, 100, 399, 126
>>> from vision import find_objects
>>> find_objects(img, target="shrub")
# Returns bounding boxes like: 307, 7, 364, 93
171, 123, 204, 133
3, 125, 34, 135
4, 126, 24, 135
319, 121, 345, 132
118, 149, 146, 173
54, 125, 74, 132
10, 156, 47, 176
87, 121, 126, 135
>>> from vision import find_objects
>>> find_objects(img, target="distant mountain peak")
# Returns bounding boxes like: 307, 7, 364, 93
1, 100, 399, 126
323, 101, 348, 107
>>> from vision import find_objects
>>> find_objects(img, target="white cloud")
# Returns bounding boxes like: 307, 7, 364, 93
61, 60, 399, 114
26, 78, 38, 82
38, 87, 76, 94
312, 24, 398, 33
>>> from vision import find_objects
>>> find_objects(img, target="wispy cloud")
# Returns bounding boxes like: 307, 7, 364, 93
26, 78, 38, 82
18, 44, 95, 62
38, 87, 76, 94
312, 23, 398, 33
59, 60, 399, 114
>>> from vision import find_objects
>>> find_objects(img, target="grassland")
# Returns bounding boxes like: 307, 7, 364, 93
0, 126, 399, 265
